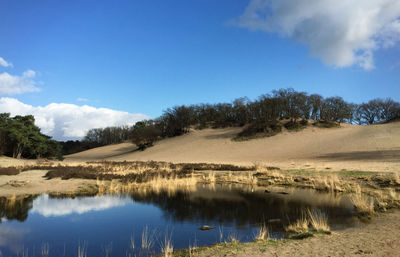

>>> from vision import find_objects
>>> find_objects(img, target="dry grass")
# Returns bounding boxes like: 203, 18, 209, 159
286, 209, 330, 238
77, 242, 87, 257
312, 175, 343, 192
286, 216, 309, 234
141, 226, 156, 251
161, 233, 174, 257
96, 174, 199, 196
41, 243, 49, 257
254, 223, 269, 241
350, 194, 375, 216
15, 161, 256, 190
307, 209, 330, 232
218, 226, 224, 243
188, 240, 198, 257
228, 232, 239, 243
373, 188, 400, 211
204, 172, 216, 183
390, 172, 400, 185
0, 166, 21, 176
130, 235, 135, 253
387, 188, 399, 200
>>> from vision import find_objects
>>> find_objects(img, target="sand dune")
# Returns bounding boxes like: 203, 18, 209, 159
65, 122, 400, 172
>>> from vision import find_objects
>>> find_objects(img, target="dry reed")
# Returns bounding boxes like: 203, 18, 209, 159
350, 194, 375, 216
161, 233, 174, 257
254, 223, 269, 241
307, 209, 330, 232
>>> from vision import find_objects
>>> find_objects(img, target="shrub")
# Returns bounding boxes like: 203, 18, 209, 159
312, 120, 339, 128
235, 121, 282, 140
0, 167, 20, 176
131, 126, 161, 151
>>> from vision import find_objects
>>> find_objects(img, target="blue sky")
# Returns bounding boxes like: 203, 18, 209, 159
0, 0, 400, 139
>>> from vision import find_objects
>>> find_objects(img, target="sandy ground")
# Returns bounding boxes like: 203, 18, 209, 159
66, 122, 400, 172
197, 211, 400, 257
0, 169, 95, 197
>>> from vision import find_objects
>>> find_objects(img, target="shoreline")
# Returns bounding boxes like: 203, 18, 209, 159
1, 158, 400, 256
172, 210, 400, 257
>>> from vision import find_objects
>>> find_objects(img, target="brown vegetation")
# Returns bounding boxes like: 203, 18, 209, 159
0, 166, 21, 176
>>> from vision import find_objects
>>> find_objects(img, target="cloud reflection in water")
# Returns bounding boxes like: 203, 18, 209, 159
31, 195, 131, 217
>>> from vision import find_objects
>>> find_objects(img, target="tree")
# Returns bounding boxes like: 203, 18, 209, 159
308, 94, 323, 120
0, 113, 11, 155
0, 113, 63, 159
358, 100, 381, 124
320, 97, 352, 123
131, 121, 161, 150
232, 97, 251, 126
7, 115, 36, 158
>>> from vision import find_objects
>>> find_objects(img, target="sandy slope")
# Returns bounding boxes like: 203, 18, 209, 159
65, 122, 400, 172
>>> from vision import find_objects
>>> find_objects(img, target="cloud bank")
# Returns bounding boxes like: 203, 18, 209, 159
235, 0, 400, 70
0, 70, 40, 94
0, 97, 149, 140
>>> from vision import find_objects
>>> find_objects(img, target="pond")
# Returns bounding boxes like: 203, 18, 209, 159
0, 184, 358, 257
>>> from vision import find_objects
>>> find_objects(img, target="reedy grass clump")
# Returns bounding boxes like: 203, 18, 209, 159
187, 239, 198, 257
161, 233, 174, 257
254, 223, 269, 241
312, 175, 343, 192
307, 209, 330, 232
285, 216, 309, 234
41, 243, 49, 257
350, 194, 375, 216
286, 209, 330, 239
77, 242, 87, 257
141, 226, 156, 251
228, 232, 239, 243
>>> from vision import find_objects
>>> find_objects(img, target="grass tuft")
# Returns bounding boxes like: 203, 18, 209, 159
141, 226, 155, 251
254, 223, 269, 241
350, 194, 375, 216
286, 209, 330, 239
161, 233, 174, 257
286, 216, 309, 234
307, 209, 330, 232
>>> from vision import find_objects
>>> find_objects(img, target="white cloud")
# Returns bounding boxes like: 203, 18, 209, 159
235, 0, 400, 70
0, 97, 149, 140
0, 69, 40, 94
0, 57, 13, 68
76, 97, 88, 102
31, 194, 130, 217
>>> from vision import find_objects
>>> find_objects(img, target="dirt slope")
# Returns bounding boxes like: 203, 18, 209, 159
65, 122, 400, 172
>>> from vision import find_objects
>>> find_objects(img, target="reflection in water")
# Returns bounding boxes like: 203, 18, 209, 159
0, 184, 358, 256
128, 184, 355, 230
0, 226, 29, 254
0, 195, 36, 222
31, 195, 131, 217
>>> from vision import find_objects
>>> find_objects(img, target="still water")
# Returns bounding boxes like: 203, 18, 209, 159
0, 184, 357, 256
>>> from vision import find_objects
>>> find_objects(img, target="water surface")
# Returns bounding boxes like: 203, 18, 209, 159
0, 184, 357, 256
